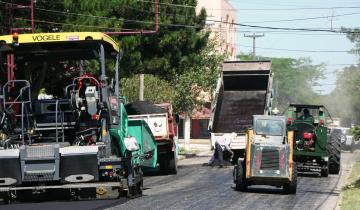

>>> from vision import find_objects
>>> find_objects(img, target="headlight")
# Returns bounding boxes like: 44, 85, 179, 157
340, 135, 346, 143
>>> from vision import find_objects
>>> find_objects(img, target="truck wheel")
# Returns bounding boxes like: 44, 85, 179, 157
234, 162, 247, 191
283, 163, 297, 194
168, 151, 178, 175
350, 140, 355, 153
160, 152, 178, 175
328, 134, 341, 174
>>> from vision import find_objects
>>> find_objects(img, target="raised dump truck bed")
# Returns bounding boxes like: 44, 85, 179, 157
209, 61, 273, 161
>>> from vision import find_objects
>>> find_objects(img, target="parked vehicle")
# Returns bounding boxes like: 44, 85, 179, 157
233, 115, 297, 194
208, 61, 273, 163
126, 101, 179, 174
331, 127, 355, 152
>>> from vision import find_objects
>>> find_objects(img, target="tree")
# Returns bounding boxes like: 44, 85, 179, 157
238, 53, 325, 111
325, 28, 360, 124
120, 74, 176, 104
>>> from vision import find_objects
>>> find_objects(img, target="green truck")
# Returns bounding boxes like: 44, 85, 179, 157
286, 104, 341, 177
0, 32, 157, 202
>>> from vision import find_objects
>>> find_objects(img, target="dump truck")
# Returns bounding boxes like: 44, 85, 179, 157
208, 61, 273, 163
126, 101, 179, 174
286, 104, 341, 176
233, 115, 297, 194
0, 32, 157, 202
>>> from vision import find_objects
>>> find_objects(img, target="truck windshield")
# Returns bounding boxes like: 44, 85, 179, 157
255, 119, 284, 136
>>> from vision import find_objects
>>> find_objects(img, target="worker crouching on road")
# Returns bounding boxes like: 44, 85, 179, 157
207, 133, 235, 168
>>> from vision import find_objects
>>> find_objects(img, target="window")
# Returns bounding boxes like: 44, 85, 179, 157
255, 119, 284, 136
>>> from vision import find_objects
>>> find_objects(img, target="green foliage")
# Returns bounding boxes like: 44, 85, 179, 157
325, 28, 360, 123
324, 65, 360, 121
238, 53, 325, 111
352, 125, 360, 138
120, 74, 176, 104
1, 0, 223, 113
174, 42, 224, 113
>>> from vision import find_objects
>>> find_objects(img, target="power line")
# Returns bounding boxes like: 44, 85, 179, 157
136, 0, 196, 8
241, 12, 360, 24
236, 44, 350, 53
2, 1, 359, 34
137, 0, 360, 11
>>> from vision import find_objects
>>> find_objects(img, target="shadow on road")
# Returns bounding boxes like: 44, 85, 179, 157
231, 186, 285, 195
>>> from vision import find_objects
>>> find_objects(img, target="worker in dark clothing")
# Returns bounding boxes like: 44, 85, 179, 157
298, 108, 314, 121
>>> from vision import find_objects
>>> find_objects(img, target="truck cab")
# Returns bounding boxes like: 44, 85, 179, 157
233, 115, 297, 194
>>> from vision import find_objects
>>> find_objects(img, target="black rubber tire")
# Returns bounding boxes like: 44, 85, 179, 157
168, 151, 178, 175
127, 174, 143, 199
234, 162, 247, 191
350, 140, 355, 153
159, 156, 169, 175
283, 163, 297, 194
321, 164, 329, 177
327, 134, 341, 174
159, 151, 178, 175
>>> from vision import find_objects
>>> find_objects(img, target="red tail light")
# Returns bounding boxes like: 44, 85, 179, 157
303, 132, 313, 139
287, 118, 293, 125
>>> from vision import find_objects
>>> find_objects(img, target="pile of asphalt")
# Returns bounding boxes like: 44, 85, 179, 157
125, 101, 165, 115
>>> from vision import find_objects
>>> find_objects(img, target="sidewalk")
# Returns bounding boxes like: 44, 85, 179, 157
178, 138, 212, 159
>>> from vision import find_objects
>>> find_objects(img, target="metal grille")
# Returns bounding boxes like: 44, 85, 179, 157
23, 170, 56, 182
260, 148, 279, 170
26, 145, 54, 158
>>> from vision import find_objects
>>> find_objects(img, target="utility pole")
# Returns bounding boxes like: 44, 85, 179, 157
244, 33, 264, 59
139, 74, 144, 101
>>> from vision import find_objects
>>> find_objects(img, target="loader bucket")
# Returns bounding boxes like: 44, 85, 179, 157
128, 120, 158, 171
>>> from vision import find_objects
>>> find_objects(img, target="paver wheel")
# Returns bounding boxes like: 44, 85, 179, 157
327, 134, 341, 174
127, 175, 143, 199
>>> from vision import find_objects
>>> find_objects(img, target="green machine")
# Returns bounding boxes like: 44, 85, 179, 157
0, 32, 157, 202
286, 104, 340, 177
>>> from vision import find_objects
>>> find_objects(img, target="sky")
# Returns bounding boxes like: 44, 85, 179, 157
228, 0, 360, 94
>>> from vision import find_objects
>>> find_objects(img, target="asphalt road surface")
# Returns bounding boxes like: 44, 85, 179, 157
1, 151, 360, 210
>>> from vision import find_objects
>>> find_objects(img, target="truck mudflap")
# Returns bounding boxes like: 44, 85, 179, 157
0, 181, 128, 202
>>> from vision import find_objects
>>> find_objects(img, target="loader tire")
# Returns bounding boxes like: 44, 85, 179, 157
283, 163, 297, 194
327, 134, 341, 174
234, 161, 247, 191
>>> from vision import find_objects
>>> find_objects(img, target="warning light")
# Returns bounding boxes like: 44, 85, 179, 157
12, 32, 19, 45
